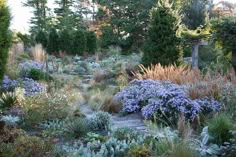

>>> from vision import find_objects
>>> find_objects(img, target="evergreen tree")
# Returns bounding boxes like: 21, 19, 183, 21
54, 0, 78, 31
0, 0, 11, 82
142, 0, 180, 66
72, 30, 87, 55
23, 0, 49, 34
86, 31, 97, 54
59, 29, 74, 54
181, 0, 209, 30
47, 28, 59, 54
35, 30, 48, 48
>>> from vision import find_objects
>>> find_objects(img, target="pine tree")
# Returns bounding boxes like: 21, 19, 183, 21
0, 0, 11, 82
142, 0, 180, 66
47, 28, 59, 54
59, 29, 74, 54
23, 0, 48, 34
54, 0, 78, 31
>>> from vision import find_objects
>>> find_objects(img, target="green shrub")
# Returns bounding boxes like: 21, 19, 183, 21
127, 145, 151, 157
207, 113, 235, 144
0, 0, 11, 83
28, 68, 53, 81
47, 28, 59, 55
142, 0, 180, 66
59, 29, 74, 54
73, 29, 87, 55
99, 25, 119, 49
86, 31, 97, 54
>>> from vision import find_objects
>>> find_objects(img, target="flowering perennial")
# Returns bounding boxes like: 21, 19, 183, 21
1, 76, 45, 96
114, 79, 221, 121
19, 60, 43, 77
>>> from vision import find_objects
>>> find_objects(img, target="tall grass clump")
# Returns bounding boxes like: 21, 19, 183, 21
30, 44, 46, 63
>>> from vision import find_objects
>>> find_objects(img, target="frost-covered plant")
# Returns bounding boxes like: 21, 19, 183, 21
114, 79, 221, 122
0, 115, 20, 126
112, 127, 141, 141
18, 60, 43, 77
88, 111, 111, 131
68, 136, 146, 157
189, 126, 222, 157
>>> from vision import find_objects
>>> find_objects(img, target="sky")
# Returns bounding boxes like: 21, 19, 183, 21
7, 0, 236, 33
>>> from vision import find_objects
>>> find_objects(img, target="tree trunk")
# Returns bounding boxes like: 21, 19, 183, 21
192, 43, 199, 69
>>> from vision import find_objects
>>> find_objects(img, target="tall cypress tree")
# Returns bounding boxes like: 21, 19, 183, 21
47, 28, 59, 54
0, 0, 11, 82
142, 0, 180, 66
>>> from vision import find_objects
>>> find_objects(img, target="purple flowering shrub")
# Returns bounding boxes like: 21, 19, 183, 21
1, 75, 18, 91
114, 79, 221, 122
1, 76, 45, 96
18, 61, 43, 78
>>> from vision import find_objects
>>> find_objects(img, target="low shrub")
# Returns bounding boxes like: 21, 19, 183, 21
127, 145, 151, 157
88, 111, 111, 131
113, 127, 141, 141
207, 113, 235, 144
18, 60, 43, 78
0, 135, 54, 157
22, 91, 73, 127
28, 68, 53, 81
114, 79, 221, 123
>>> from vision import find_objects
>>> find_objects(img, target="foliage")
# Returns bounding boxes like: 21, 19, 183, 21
18, 60, 43, 78
1, 75, 18, 91
86, 31, 97, 54
0, 92, 17, 110
0, 0, 11, 83
142, 0, 180, 66
23, 91, 73, 127
0, 115, 20, 127
207, 113, 235, 144
189, 126, 222, 157
95, 0, 156, 51
63, 117, 90, 138
211, 17, 236, 69
72, 29, 87, 55
59, 29, 74, 54
20, 78, 46, 96
28, 68, 52, 81
112, 127, 141, 141
114, 79, 221, 123
0, 135, 54, 157
88, 111, 111, 131
35, 30, 48, 48
23, 0, 49, 34
47, 28, 59, 54
127, 145, 151, 157
181, 0, 209, 30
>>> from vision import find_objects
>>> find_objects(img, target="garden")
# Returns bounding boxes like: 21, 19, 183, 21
0, 0, 236, 157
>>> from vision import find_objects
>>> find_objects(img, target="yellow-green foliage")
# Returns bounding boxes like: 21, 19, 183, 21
127, 145, 151, 157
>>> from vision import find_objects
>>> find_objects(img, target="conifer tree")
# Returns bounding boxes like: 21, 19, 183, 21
72, 30, 87, 55
86, 31, 97, 54
0, 0, 11, 82
47, 28, 59, 54
142, 0, 180, 66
